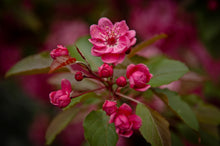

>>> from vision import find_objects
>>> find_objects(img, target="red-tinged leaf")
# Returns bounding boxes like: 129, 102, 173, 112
49, 56, 76, 73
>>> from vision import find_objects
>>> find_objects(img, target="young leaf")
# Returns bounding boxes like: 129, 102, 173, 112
45, 106, 79, 145
136, 103, 171, 146
5, 51, 52, 77
153, 88, 199, 131
128, 33, 167, 58
146, 57, 189, 87
83, 110, 118, 146
67, 36, 103, 71
49, 56, 76, 73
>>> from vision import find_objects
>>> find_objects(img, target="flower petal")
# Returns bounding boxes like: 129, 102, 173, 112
90, 24, 106, 39
89, 38, 105, 47
126, 64, 136, 78
129, 114, 142, 130
114, 20, 129, 36
134, 84, 151, 92
101, 53, 125, 64
98, 17, 113, 29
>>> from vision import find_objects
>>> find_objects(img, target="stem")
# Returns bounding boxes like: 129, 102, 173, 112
115, 92, 141, 104
76, 46, 90, 68
70, 86, 106, 99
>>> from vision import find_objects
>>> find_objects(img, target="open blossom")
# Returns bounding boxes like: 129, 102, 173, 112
49, 79, 72, 108
102, 100, 117, 116
89, 17, 136, 64
50, 45, 69, 59
126, 64, 152, 91
109, 103, 142, 138
98, 63, 113, 78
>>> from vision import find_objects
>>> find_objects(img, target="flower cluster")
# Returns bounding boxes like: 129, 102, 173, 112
103, 100, 142, 137
48, 17, 152, 138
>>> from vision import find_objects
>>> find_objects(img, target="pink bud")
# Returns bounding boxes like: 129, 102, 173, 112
98, 63, 113, 78
116, 76, 127, 87
50, 45, 69, 59
126, 64, 152, 91
49, 79, 72, 108
102, 100, 117, 116
75, 71, 83, 81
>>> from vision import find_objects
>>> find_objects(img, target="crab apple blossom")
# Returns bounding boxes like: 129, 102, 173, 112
102, 100, 117, 116
49, 79, 72, 108
50, 45, 69, 59
98, 63, 113, 78
75, 71, 83, 81
89, 17, 136, 64
126, 64, 152, 91
109, 103, 142, 138
116, 76, 127, 87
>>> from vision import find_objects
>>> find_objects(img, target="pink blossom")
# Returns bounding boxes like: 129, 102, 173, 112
126, 64, 152, 91
98, 63, 113, 78
50, 45, 69, 59
116, 76, 127, 87
49, 79, 72, 108
102, 100, 117, 116
110, 103, 142, 138
89, 17, 136, 64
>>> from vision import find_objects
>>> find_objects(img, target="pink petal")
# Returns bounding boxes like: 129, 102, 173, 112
61, 79, 72, 93
118, 103, 133, 116
126, 30, 136, 39
109, 112, 117, 123
126, 64, 136, 78
135, 64, 150, 73
113, 36, 129, 54
113, 20, 129, 36
101, 53, 125, 64
91, 46, 111, 56
114, 114, 129, 127
90, 25, 106, 39
98, 17, 113, 29
116, 128, 133, 138
130, 38, 137, 46
134, 84, 151, 92
129, 76, 135, 88
89, 38, 105, 47
129, 114, 142, 130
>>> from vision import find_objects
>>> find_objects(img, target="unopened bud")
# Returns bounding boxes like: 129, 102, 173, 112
116, 76, 127, 87
98, 63, 113, 78
75, 72, 83, 81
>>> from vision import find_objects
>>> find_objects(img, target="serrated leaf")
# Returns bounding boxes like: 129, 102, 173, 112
128, 33, 167, 58
153, 88, 199, 131
83, 110, 118, 146
67, 36, 103, 71
45, 106, 79, 145
5, 51, 52, 77
136, 103, 171, 146
146, 57, 189, 87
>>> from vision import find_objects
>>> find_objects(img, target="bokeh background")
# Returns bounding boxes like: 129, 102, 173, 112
0, 0, 220, 145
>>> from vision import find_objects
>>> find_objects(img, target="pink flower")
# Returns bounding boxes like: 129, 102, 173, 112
116, 76, 127, 87
98, 63, 113, 78
49, 79, 72, 108
50, 45, 69, 59
126, 64, 152, 91
110, 103, 142, 138
89, 17, 136, 64
102, 100, 117, 116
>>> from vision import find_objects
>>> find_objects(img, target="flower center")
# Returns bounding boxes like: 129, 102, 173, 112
107, 37, 117, 46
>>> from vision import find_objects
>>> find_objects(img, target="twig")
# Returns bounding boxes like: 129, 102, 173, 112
115, 92, 141, 104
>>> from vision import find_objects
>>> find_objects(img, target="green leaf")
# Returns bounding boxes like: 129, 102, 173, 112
171, 132, 184, 146
83, 110, 118, 146
136, 103, 171, 146
45, 106, 79, 145
128, 33, 167, 58
67, 36, 103, 71
146, 57, 189, 87
153, 88, 199, 131
5, 51, 52, 77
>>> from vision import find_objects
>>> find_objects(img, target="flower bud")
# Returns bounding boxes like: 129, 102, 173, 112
98, 63, 113, 78
102, 100, 117, 116
116, 76, 127, 87
50, 45, 69, 59
75, 71, 83, 81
